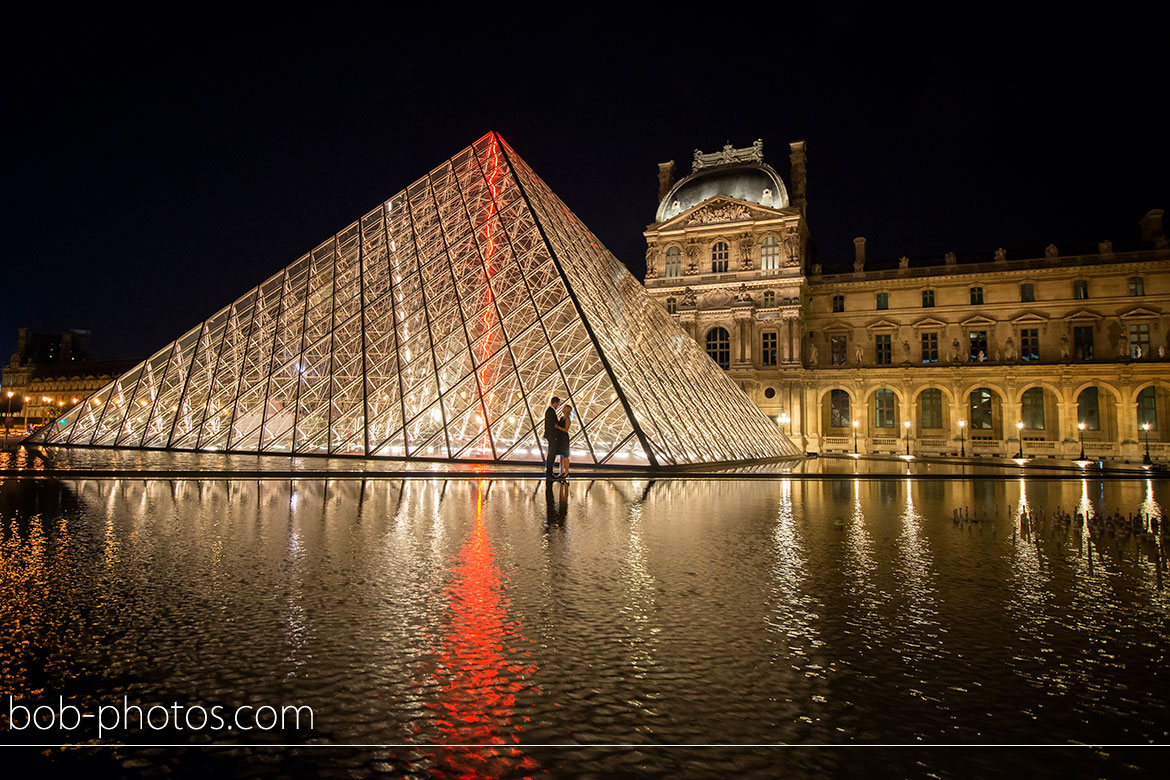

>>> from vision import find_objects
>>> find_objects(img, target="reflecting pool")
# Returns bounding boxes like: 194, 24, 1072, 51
1, 476, 1167, 777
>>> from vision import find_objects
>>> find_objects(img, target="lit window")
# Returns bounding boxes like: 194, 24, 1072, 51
1020, 328, 1039, 361
969, 388, 993, 429
1129, 276, 1145, 296
876, 292, 889, 310
711, 242, 729, 273
922, 289, 935, 307
832, 295, 844, 312
921, 332, 938, 363
1073, 280, 1089, 300
970, 286, 984, 305
762, 332, 778, 366
760, 236, 780, 271
1138, 386, 1158, 430
830, 390, 851, 428
706, 327, 730, 369
1021, 387, 1045, 430
920, 388, 943, 429
665, 246, 682, 277
831, 336, 847, 366
1077, 387, 1100, 431
1020, 283, 1035, 302
874, 389, 896, 428
1129, 323, 1150, 358
1073, 325, 1093, 360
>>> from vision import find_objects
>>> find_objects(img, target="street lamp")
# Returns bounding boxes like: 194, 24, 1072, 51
1142, 422, 1152, 465
1015, 420, 1024, 459
21, 396, 30, 433
1077, 421, 1086, 461
852, 418, 859, 454
4, 390, 12, 438
958, 418, 966, 457
904, 419, 911, 456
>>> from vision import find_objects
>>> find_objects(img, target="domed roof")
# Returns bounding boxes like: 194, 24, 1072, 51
656, 162, 789, 223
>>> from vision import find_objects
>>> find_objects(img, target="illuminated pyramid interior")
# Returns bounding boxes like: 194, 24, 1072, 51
28, 133, 798, 466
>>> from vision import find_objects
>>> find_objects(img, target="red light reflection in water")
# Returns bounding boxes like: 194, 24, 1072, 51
420, 480, 539, 778
472, 141, 501, 458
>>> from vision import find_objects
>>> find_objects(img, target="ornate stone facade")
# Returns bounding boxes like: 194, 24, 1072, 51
645, 141, 1170, 462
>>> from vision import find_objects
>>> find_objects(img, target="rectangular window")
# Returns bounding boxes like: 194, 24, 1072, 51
969, 330, 987, 361
874, 389, 895, 428
1078, 387, 1100, 431
920, 388, 942, 429
1020, 328, 1040, 361
970, 388, 993, 430
831, 336, 847, 366
832, 295, 844, 313
922, 289, 935, 307
1129, 277, 1145, 296
970, 286, 984, 305
762, 332, 777, 367
831, 389, 851, 429
666, 297, 677, 314
1073, 280, 1089, 299
876, 292, 889, 310
921, 332, 939, 363
1021, 387, 1045, 430
875, 334, 892, 365
1020, 283, 1035, 302
1139, 389, 1158, 430
1073, 325, 1094, 360
1129, 323, 1150, 358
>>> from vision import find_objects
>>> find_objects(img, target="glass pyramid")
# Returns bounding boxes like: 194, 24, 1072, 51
27, 133, 799, 467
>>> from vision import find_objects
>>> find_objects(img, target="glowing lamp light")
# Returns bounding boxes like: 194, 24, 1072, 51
71, 397, 78, 403
1142, 423, 1151, 431
5, 391, 12, 398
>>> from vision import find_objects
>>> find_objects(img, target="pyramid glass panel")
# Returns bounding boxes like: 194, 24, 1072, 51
26, 132, 798, 465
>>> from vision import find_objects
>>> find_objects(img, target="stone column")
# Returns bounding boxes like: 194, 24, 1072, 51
733, 309, 753, 367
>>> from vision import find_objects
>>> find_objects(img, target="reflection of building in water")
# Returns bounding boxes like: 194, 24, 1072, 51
645, 140, 1170, 461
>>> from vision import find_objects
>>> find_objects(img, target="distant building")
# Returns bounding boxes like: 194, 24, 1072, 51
2, 328, 138, 432
644, 140, 1170, 461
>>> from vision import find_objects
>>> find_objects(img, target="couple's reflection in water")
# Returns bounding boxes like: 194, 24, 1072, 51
544, 478, 570, 526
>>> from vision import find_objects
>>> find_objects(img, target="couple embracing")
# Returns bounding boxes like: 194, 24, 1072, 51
543, 394, 574, 481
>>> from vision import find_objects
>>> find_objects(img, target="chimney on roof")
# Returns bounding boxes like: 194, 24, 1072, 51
853, 237, 866, 273
789, 141, 807, 216
1140, 209, 1165, 243
657, 161, 676, 203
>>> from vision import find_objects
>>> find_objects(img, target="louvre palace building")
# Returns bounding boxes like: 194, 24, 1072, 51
643, 140, 1170, 461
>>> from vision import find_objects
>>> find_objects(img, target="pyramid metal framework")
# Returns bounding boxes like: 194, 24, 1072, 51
28, 133, 798, 467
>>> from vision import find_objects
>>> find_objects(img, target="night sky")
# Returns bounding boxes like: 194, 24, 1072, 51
4, 9, 1167, 362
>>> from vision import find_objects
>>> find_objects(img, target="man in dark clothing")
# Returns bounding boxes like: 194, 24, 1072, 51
543, 395, 561, 479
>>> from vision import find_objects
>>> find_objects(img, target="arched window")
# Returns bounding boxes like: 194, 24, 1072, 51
969, 388, 994, 429
1138, 386, 1158, 429
1021, 387, 1045, 429
874, 389, 896, 428
666, 297, 677, 314
830, 389, 851, 428
760, 235, 780, 271
665, 246, 682, 278
706, 327, 730, 369
763, 290, 775, 307
1077, 387, 1100, 431
711, 241, 729, 273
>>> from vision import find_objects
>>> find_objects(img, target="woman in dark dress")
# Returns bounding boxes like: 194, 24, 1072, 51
555, 402, 573, 481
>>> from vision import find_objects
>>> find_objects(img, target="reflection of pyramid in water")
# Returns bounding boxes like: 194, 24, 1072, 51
29, 134, 798, 466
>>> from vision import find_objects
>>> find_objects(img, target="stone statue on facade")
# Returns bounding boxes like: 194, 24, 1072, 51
994, 247, 1007, 263
898, 256, 909, 270
1045, 244, 1059, 259
901, 339, 911, 363
978, 350, 986, 362
808, 341, 818, 366
735, 284, 752, 303
681, 287, 697, 306
1060, 333, 1070, 359
1004, 336, 1017, 361
1160, 345, 1166, 359
945, 251, 957, 266
644, 247, 657, 278
783, 231, 801, 267
1119, 336, 1130, 358
739, 236, 754, 270
855, 344, 864, 365
1098, 240, 1114, 257
853, 254, 865, 273
949, 338, 961, 363
994, 349, 1002, 362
